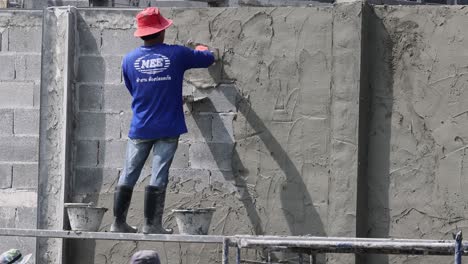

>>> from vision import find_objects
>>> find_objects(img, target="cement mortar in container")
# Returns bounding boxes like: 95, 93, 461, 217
172, 207, 216, 235
65, 203, 108, 232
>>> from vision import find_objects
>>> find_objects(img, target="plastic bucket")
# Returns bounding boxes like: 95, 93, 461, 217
172, 208, 216, 235
65, 203, 108, 232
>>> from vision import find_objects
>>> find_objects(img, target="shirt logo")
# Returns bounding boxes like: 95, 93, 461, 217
134, 53, 171, 75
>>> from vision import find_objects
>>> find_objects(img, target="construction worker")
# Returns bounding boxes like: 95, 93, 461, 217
129, 250, 161, 264
0, 249, 32, 264
110, 7, 215, 234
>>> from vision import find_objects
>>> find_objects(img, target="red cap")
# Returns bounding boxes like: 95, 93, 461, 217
134, 7, 173, 37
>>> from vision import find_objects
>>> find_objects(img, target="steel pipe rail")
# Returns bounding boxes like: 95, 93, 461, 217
0, 228, 224, 244
237, 238, 468, 256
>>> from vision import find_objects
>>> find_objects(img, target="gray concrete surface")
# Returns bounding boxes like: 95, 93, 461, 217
365, 5, 468, 264
0, 9, 42, 263
2, 3, 468, 264
37, 6, 77, 264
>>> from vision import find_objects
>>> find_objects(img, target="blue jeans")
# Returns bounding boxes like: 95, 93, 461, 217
118, 137, 179, 189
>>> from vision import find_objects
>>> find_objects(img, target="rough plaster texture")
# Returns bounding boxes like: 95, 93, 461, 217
37, 6, 76, 264
0, 10, 42, 262
365, 5, 468, 264
60, 5, 363, 264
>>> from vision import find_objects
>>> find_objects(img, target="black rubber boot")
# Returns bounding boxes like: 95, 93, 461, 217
142, 186, 173, 234
110, 185, 137, 233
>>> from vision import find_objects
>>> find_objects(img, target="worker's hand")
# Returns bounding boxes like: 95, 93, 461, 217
195, 45, 209, 51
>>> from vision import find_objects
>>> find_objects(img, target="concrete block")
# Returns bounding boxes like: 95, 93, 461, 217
0, 82, 34, 108
169, 168, 210, 192
0, 28, 8, 52
14, 54, 42, 81
0, 137, 38, 162
0, 109, 13, 135
33, 82, 40, 108
181, 113, 212, 142
101, 29, 140, 55
212, 113, 236, 143
78, 55, 123, 84
78, 26, 102, 55
0, 191, 37, 207
15, 207, 37, 228
0, 207, 16, 227
189, 142, 234, 171
76, 140, 99, 167
76, 112, 121, 140
172, 142, 189, 169
98, 140, 127, 168
193, 84, 238, 113
79, 84, 103, 111
74, 167, 120, 194
77, 55, 106, 83
8, 27, 42, 52
120, 111, 132, 139
14, 109, 40, 135
0, 54, 15, 80
104, 55, 124, 84
102, 84, 132, 112
0, 164, 12, 189
12, 163, 38, 189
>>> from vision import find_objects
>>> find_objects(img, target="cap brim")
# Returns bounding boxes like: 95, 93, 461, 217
134, 19, 173, 37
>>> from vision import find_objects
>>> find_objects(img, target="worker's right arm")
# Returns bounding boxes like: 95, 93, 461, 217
181, 46, 215, 70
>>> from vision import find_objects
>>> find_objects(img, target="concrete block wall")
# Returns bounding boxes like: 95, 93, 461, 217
0, 10, 42, 262
65, 6, 363, 264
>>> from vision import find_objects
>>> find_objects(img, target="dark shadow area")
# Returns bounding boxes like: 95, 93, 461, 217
193, 81, 327, 263
65, 13, 107, 264
363, 6, 394, 264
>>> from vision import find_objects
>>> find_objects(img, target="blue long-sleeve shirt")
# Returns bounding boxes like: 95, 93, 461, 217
122, 43, 215, 139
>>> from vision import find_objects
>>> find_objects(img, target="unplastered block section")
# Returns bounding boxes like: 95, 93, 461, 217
0, 136, 38, 162
79, 84, 102, 111
14, 54, 42, 81
15, 207, 37, 228
182, 113, 212, 142
0, 109, 13, 135
76, 140, 99, 167
193, 84, 238, 113
12, 163, 38, 189
0, 82, 34, 108
0, 54, 15, 80
0, 164, 12, 188
76, 112, 121, 140
189, 142, 234, 171
98, 140, 127, 168
8, 27, 42, 52
74, 167, 120, 194
212, 113, 236, 143
101, 29, 141, 55
77, 55, 106, 83
14, 109, 40, 135
172, 142, 189, 169
103, 84, 132, 112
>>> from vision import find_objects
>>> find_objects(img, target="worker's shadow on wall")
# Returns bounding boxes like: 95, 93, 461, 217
192, 63, 326, 263
363, 8, 393, 264
66, 13, 107, 264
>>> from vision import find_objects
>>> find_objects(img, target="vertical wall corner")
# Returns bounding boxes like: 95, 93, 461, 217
37, 6, 78, 264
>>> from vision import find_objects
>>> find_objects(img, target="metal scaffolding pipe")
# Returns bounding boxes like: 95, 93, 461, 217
237, 238, 468, 256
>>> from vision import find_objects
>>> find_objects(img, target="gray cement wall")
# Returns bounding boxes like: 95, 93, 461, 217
365, 5, 468, 264
0, 10, 42, 263
3, 4, 468, 264
67, 5, 362, 264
